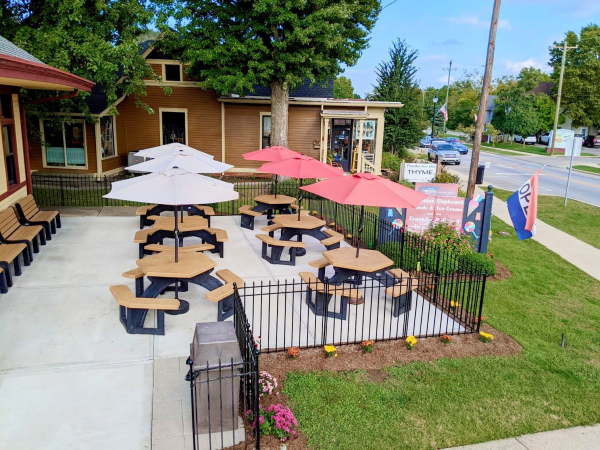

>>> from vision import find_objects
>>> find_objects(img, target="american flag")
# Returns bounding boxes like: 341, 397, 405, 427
439, 103, 448, 122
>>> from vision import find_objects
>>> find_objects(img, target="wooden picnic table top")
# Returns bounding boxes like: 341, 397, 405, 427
272, 214, 326, 230
148, 215, 208, 232
136, 251, 216, 278
322, 247, 394, 273
254, 194, 297, 205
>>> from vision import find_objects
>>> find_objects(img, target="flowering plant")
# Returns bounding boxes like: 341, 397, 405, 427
247, 404, 298, 442
406, 335, 417, 350
479, 332, 494, 343
360, 340, 374, 354
474, 315, 487, 325
324, 345, 337, 358
450, 301, 461, 309
421, 221, 474, 256
440, 334, 452, 344
287, 347, 300, 359
258, 371, 278, 398
329, 222, 336, 227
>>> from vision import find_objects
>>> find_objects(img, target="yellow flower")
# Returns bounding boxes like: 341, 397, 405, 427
324, 345, 337, 353
329, 222, 336, 227
347, 234, 353, 239
450, 301, 461, 308
334, 354, 338, 357
312, 210, 318, 215
479, 332, 494, 343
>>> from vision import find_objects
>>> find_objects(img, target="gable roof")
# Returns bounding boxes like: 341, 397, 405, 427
246, 78, 334, 99
0, 35, 94, 92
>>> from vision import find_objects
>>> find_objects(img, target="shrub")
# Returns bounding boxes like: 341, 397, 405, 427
458, 251, 497, 275
406, 335, 417, 350
433, 168, 460, 184
324, 345, 337, 358
381, 152, 401, 171
360, 340, 374, 354
247, 404, 298, 442
258, 371, 278, 398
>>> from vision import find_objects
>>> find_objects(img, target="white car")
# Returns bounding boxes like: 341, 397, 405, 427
514, 135, 537, 145
539, 132, 550, 145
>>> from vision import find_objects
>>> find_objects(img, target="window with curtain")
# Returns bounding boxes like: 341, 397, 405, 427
43, 120, 87, 167
100, 116, 116, 158
0, 94, 18, 186
262, 115, 271, 148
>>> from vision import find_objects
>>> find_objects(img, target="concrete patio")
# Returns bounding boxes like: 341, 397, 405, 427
0, 209, 463, 449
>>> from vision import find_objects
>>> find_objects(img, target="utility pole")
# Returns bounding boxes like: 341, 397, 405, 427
442, 60, 457, 133
549, 41, 577, 156
467, 0, 502, 198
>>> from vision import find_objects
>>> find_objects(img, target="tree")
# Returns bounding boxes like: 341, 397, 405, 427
491, 91, 539, 142
333, 76, 355, 99
532, 92, 557, 137
484, 124, 500, 147
0, 0, 159, 116
370, 40, 424, 154
517, 67, 551, 92
549, 24, 600, 127
155, 0, 380, 147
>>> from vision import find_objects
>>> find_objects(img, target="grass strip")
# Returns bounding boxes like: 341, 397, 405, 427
573, 165, 600, 175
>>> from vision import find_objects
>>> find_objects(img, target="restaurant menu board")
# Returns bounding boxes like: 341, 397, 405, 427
414, 183, 459, 198
404, 196, 465, 233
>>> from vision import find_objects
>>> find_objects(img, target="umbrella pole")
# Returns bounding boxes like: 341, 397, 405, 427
356, 205, 365, 258
297, 179, 303, 221
274, 175, 278, 198
174, 204, 179, 263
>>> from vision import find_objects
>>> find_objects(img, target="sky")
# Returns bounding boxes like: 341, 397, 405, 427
345, 0, 600, 97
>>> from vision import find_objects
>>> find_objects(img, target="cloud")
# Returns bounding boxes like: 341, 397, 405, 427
446, 15, 511, 29
432, 39, 462, 46
503, 58, 546, 74
437, 75, 456, 85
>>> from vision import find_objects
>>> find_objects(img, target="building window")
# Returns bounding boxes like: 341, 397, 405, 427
162, 111, 186, 144
164, 64, 182, 82
261, 115, 271, 148
0, 94, 18, 186
100, 116, 116, 158
43, 120, 87, 167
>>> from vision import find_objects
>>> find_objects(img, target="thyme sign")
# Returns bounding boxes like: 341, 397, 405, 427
403, 163, 436, 182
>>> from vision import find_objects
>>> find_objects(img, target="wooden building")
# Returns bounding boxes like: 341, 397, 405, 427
0, 36, 94, 207
28, 40, 402, 176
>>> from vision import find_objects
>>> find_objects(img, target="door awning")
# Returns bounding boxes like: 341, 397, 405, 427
321, 110, 369, 119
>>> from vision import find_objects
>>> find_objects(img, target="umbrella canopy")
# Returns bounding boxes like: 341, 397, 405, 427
300, 172, 427, 208
126, 150, 233, 174
243, 145, 300, 162
104, 168, 238, 205
301, 173, 428, 257
134, 143, 214, 160
258, 154, 344, 179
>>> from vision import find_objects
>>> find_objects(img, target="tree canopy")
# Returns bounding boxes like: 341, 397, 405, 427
0, 0, 159, 116
549, 24, 600, 127
155, 0, 380, 147
370, 39, 424, 154
333, 76, 355, 99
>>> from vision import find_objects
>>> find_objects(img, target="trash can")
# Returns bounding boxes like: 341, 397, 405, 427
189, 322, 243, 435
476, 164, 485, 184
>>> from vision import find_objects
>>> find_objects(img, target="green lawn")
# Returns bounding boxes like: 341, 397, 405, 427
283, 217, 600, 450
573, 165, 600, 175
492, 188, 600, 250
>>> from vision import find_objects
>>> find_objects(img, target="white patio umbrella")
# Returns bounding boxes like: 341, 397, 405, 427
104, 167, 238, 262
134, 143, 214, 160
126, 150, 233, 174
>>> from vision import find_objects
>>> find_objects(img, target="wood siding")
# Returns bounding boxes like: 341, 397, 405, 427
149, 64, 162, 78
115, 86, 223, 159
28, 122, 98, 174
223, 104, 270, 168
288, 106, 321, 159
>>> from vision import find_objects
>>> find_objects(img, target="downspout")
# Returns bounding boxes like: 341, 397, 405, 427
21, 90, 80, 194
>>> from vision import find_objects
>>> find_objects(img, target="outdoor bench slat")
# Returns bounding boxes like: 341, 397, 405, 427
203, 269, 244, 320
15, 195, 60, 239
0, 207, 45, 261
299, 271, 363, 320
0, 242, 33, 287
320, 228, 343, 249
239, 205, 262, 230
308, 257, 331, 280
261, 223, 282, 237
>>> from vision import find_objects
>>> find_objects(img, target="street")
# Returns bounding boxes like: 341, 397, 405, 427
448, 150, 600, 207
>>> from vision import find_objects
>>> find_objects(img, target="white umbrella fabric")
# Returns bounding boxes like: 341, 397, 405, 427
104, 168, 238, 261
134, 143, 215, 160
126, 150, 232, 174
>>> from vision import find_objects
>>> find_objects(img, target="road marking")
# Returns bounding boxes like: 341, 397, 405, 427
543, 172, 600, 189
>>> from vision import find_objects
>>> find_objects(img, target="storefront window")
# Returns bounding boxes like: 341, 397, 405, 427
43, 120, 87, 167
262, 115, 271, 148
356, 119, 377, 167
100, 116, 116, 158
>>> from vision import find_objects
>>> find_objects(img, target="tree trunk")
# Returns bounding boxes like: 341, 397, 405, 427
270, 81, 289, 148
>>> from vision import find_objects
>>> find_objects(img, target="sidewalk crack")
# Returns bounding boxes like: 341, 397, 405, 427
515, 437, 532, 450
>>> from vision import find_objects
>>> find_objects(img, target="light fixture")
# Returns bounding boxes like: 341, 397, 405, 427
433, 96, 438, 103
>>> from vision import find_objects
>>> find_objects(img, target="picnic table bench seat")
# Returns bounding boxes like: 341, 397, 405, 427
385, 277, 419, 317
256, 233, 305, 266
122, 268, 145, 296
388, 268, 411, 279
239, 205, 262, 230
0, 207, 45, 261
110, 285, 181, 335
261, 223, 282, 238
320, 228, 343, 250
308, 257, 331, 280
205, 269, 244, 321
190, 205, 215, 226
15, 195, 61, 239
299, 272, 363, 320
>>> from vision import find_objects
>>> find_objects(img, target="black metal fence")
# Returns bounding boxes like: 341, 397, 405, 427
186, 289, 260, 450
237, 271, 486, 353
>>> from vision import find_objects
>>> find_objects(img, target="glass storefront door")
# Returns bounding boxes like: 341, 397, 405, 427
331, 119, 353, 172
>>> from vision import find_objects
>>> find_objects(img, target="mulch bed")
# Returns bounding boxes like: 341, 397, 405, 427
488, 259, 512, 282
226, 325, 522, 450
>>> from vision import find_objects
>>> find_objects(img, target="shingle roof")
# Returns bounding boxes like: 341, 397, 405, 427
0, 36, 43, 64
246, 78, 334, 98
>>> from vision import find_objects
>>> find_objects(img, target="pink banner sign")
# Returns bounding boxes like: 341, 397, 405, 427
404, 196, 436, 233
433, 197, 465, 229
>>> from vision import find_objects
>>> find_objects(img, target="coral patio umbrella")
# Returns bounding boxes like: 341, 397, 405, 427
301, 173, 428, 256
243, 146, 301, 196
258, 154, 343, 219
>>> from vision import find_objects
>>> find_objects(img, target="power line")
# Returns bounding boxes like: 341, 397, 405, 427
381, 0, 399, 10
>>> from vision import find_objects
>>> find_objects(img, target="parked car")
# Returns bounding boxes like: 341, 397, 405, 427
539, 132, 550, 145
419, 137, 432, 147
514, 135, 536, 145
429, 138, 447, 148
449, 142, 469, 155
583, 135, 600, 148
428, 142, 461, 165
446, 137, 464, 145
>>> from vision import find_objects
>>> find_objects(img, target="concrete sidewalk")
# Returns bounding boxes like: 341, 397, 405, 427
443, 424, 600, 450
449, 170, 600, 282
